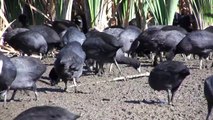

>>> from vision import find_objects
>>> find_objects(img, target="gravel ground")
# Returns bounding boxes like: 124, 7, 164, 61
0, 55, 210, 120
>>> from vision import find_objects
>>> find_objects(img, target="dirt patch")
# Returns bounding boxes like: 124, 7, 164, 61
0, 55, 209, 120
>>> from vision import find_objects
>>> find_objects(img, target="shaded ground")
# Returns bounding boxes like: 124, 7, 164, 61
0, 55, 210, 120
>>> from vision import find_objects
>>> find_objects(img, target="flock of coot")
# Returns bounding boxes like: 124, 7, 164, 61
1, 14, 213, 120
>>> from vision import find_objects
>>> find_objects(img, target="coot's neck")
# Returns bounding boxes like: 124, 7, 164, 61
18, 14, 30, 28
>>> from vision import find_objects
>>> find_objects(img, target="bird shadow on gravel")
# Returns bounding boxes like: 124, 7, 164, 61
44, 63, 54, 66
38, 76, 90, 94
37, 87, 90, 94
37, 87, 65, 93
124, 99, 166, 105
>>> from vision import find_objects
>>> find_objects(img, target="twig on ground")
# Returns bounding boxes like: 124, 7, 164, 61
112, 72, 150, 81
69, 72, 150, 88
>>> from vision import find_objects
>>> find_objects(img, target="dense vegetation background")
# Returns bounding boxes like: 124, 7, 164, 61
0, 0, 212, 40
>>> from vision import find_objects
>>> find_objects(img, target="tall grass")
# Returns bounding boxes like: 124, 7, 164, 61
145, 0, 179, 25
55, 0, 73, 20
189, 0, 213, 29
136, 0, 149, 29
119, 0, 135, 26
0, 0, 213, 33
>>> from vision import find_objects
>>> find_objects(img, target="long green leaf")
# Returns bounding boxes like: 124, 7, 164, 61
146, 0, 179, 25
167, 0, 178, 25
189, 0, 213, 29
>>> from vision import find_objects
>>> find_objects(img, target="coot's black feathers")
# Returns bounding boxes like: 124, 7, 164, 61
14, 106, 80, 120
149, 61, 190, 105
204, 75, 213, 120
